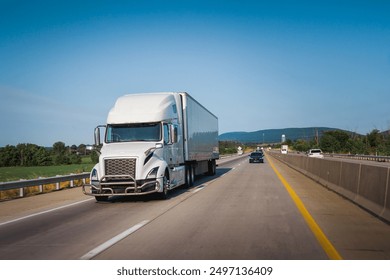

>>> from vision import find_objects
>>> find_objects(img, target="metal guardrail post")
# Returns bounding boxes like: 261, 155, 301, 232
56, 175, 60, 190
19, 179, 25, 197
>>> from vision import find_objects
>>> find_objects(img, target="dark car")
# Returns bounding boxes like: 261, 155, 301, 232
249, 152, 264, 163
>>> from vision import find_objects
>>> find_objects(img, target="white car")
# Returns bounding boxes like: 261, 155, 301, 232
307, 149, 324, 158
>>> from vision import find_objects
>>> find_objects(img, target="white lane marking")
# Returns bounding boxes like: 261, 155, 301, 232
0, 198, 95, 227
80, 220, 150, 260
219, 160, 244, 177
193, 186, 204, 193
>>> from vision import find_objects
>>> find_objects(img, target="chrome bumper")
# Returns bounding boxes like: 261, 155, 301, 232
82, 175, 161, 197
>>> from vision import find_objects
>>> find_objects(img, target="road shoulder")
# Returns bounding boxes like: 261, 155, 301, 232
268, 154, 390, 260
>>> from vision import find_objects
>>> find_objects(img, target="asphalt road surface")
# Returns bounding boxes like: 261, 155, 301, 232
0, 154, 389, 260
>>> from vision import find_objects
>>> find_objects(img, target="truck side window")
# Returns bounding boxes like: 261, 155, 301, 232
163, 124, 170, 145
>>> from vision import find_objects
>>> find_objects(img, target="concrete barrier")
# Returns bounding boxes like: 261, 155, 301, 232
269, 152, 390, 223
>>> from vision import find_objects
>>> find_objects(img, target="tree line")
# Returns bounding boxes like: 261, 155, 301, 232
2, 129, 389, 167
289, 129, 390, 155
0, 142, 98, 167
1, 140, 241, 166
221, 129, 390, 156
219, 141, 243, 155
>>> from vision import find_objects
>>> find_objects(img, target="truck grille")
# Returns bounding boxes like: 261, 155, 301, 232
104, 158, 136, 179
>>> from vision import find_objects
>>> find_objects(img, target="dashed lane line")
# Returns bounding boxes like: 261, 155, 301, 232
80, 159, 247, 259
80, 220, 150, 260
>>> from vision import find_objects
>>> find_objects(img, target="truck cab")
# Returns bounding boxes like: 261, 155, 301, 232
82, 92, 218, 201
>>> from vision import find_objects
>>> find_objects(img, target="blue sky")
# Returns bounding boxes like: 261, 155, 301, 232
1, 0, 389, 147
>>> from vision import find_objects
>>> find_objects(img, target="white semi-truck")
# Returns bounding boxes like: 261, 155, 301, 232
82, 92, 219, 201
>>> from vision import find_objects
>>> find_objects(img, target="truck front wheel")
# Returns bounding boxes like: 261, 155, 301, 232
185, 165, 194, 188
159, 172, 170, 200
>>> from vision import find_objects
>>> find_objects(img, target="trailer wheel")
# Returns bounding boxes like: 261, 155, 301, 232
190, 165, 195, 185
207, 159, 216, 176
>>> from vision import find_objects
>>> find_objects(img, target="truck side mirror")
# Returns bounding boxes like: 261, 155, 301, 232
94, 125, 106, 147
94, 127, 100, 146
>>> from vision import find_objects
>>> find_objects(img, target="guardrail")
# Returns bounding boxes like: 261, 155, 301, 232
0, 172, 90, 198
327, 153, 390, 163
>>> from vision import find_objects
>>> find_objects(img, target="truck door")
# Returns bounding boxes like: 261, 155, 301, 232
163, 123, 174, 166
163, 123, 185, 186
163, 123, 182, 163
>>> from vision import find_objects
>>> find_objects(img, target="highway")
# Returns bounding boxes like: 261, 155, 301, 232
0, 154, 389, 260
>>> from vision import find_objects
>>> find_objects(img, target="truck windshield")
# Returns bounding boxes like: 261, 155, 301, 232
106, 123, 161, 143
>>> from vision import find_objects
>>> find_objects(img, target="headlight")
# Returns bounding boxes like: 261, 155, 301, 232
146, 167, 159, 179
91, 168, 99, 181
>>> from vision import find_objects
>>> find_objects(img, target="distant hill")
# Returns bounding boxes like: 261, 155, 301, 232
218, 127, 343, 144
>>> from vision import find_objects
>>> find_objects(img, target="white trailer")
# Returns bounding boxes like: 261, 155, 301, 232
83, 92, 219, 201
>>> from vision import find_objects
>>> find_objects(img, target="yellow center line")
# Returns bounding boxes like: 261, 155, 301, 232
266, 153, 343, 260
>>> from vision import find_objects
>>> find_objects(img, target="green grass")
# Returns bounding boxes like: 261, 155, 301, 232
0, 157, 95, 182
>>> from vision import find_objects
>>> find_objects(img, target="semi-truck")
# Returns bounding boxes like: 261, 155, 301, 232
82, 92, 219, 201
281, 145, 288, 154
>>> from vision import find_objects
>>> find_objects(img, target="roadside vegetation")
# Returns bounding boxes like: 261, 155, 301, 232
0, 142, 98, 167
0, 159, 94, 182
219, 141, 243, 155
2, 140, 239, 182
0, 141, 98, 182
1, 129, 389, 182
220, 129, 390, 156
289, 129, 390, 155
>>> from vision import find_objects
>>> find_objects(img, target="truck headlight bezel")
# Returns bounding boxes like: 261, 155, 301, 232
146, 167, 159, 179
